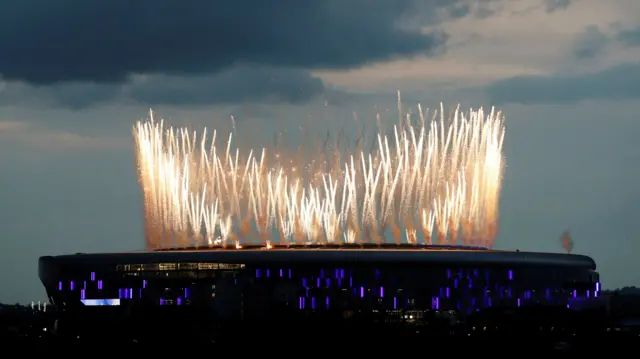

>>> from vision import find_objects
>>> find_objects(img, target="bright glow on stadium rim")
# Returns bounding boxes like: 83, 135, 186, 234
133, 101, 505, 250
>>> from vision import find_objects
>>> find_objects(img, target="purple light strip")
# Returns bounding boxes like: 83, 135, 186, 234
64, 267, 596, 314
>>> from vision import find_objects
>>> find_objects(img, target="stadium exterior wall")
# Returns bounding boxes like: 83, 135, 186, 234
38, 248, 601, 322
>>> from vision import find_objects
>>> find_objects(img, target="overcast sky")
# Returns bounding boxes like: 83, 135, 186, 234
1, 0, 639, 303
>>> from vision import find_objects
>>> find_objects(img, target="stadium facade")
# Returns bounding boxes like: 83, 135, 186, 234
38, 245, 601, 324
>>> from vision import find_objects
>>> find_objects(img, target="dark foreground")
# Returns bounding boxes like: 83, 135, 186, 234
3, 306, 639, 352
6, 327, 640, 353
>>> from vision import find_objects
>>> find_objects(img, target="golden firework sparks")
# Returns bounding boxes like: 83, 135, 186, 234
133, 100, 505, 249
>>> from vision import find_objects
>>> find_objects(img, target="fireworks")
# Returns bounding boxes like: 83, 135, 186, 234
133, 100, 505, 250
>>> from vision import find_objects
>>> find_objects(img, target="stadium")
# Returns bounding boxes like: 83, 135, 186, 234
38, 244, 601, 325
36, 105, 605, 338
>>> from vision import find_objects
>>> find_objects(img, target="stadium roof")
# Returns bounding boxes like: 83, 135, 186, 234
40, 244, 596, 269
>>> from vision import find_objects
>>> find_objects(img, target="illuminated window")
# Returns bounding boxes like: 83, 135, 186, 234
158, 263, 177, 271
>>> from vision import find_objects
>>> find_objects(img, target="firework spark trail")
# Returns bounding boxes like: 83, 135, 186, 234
133, 101, 505, 250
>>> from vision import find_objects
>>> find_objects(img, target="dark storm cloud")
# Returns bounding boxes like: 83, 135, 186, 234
445, 2, 503, 20
615, 27, 640, 48
446, 3, 472, 19
426, 0, 504, 20
573, 25, 608, 59
0, 81, 120, 109
544, 0, 571, 13
0, 68, 333, 109
484, 62, 640, 105
127, 68, 327, 107
0, 0, 450, 85
0, 67, 339, 109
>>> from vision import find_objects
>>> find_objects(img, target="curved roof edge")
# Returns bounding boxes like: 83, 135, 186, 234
41, 248, 597, 269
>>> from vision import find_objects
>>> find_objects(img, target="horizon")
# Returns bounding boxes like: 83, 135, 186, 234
1, 0, 639, 303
